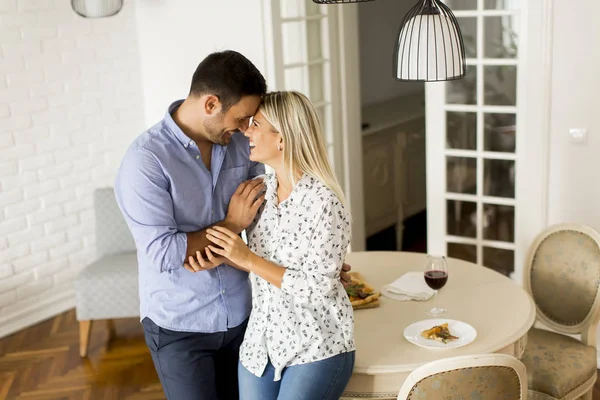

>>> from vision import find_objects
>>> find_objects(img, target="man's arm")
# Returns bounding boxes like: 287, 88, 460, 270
185, 221, 239, 261
114, 148, 187, 273
184, 246, 250, 273
183, 178, 265, 270
116, 149, 264, 273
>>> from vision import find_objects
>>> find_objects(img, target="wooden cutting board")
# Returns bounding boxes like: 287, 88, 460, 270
353, 299, 380, 310
348, 272, 381, 309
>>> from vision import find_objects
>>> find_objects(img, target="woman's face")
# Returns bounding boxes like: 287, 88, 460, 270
244, 110, 283, 166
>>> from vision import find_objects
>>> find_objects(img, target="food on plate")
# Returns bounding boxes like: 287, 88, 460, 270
345, 273, 381, 309
420, 323, 459, 344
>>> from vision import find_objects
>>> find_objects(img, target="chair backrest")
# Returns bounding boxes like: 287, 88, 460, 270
397, 354, 527, 400
523, 223, 600, 337
94, 187, 137, 258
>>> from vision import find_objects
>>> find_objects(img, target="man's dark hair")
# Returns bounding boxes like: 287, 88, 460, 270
189, 50, 267, 111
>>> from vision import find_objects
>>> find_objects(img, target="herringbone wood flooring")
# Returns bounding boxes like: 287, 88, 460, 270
0, 309, 165, 399
1, 309, 600, 399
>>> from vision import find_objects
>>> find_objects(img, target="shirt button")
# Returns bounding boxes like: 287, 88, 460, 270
196, 155, 200, 159
184, 144, 188, 148
222, 290, 226, 294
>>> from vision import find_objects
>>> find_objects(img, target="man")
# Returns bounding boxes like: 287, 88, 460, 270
114, 50, 351, 400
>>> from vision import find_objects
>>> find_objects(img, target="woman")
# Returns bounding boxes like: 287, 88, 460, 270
204, 91, 355, 399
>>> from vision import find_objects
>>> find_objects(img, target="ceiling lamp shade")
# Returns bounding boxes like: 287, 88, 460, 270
72, 0, 123, 18
312, 0, 375, 4
394, 0, 466, 82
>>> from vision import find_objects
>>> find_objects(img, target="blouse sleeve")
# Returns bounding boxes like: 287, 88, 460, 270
280, 195, 351, 302
245, 174, 268, 235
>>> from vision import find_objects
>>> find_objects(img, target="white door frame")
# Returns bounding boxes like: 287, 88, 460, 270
512, 0, 554, 284
260, 1, 366, 251
426, 0, 553, 284
336, 4, 366, 252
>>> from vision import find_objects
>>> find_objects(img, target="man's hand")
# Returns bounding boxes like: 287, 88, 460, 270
225, 178, 265, 233
340, 262, 352, 288
184, 248, 225, 273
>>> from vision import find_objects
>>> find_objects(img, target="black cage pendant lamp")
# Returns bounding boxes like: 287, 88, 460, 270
312, 0, 375, 4
394, 0, 466, 82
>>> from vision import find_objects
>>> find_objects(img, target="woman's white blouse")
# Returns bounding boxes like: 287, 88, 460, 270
239, 173, 355, 381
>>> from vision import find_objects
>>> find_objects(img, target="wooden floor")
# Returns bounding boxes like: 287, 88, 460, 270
0, 310, 164, 399
2, 310, 600, 399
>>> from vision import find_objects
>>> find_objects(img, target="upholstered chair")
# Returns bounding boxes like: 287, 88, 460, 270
73, 188, 139, 357
521, 223, 600, 400
397, 353, 527, 399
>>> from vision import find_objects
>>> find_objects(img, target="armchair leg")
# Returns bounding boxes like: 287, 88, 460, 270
107, 319, 116, 342
79, 320, 92, 357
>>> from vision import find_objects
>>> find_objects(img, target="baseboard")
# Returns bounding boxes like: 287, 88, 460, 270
0, 288, 76, 339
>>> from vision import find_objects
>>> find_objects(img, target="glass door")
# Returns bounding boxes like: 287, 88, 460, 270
427, 0, 521, 277
268, 0, 344, 181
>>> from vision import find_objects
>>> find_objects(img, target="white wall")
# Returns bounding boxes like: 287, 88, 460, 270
0, 0, 145, 337
135, 0, 269, 127
358, 0, 424, 107
538, 0, 600, 357
546, 0, 600, 230
0, 0, 271, 338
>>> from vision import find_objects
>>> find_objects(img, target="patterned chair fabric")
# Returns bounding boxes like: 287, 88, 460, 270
520, 328, 597, 399
529, 230, 600, 327
405, 366, 521, 399
397, 354, 527, 400
95, 186, 137, 259
74, 188, 139, 321
522, 224, 600, 400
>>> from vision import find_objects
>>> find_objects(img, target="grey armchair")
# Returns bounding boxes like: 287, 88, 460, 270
74, 187, 139, 357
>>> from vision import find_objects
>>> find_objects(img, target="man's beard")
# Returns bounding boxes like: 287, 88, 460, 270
214, 129, 236, 146
203, 115, 233, 145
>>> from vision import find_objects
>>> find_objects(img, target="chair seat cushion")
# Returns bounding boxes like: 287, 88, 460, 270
74, 252, 140, 320
521, 327, 597, 398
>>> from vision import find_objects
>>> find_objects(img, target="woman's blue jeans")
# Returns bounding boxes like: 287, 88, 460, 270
238, 351, 355, 400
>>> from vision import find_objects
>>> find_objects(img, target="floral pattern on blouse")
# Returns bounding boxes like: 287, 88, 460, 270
239, 173, 355, 381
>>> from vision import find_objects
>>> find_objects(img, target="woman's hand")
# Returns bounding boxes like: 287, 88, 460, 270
341, 262, 352, 288
206, 226, 255, 268
183, 247, 226, 273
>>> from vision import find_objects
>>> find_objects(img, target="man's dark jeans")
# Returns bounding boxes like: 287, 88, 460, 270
142, 317, 248, 400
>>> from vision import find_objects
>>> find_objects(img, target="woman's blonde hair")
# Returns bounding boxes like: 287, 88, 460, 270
259, 91, 347, 207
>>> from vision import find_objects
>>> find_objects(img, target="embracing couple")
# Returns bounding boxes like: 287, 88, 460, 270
115, 50, 355, 400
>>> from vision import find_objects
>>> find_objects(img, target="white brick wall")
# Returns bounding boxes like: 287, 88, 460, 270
0, 0, 144, 337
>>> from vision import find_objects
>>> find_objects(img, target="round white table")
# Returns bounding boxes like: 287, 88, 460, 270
342, 251, 536, 399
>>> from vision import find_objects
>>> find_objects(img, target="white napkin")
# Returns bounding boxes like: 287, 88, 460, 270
382, 271, 435, 301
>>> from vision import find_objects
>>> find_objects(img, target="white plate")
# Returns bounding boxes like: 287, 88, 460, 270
403, 319, 477, 349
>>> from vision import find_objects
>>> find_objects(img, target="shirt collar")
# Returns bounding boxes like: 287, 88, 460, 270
266, 173, 313, 209
164, 99, 199, 149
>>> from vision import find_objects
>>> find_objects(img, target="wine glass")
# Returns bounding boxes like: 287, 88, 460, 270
424, 255, 448, 316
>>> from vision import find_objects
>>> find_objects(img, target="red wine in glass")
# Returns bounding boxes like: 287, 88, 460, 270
424, 270, 448, 290
424, 255, 448, 316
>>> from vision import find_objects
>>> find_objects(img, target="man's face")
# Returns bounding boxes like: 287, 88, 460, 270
203, 95, 261, 146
